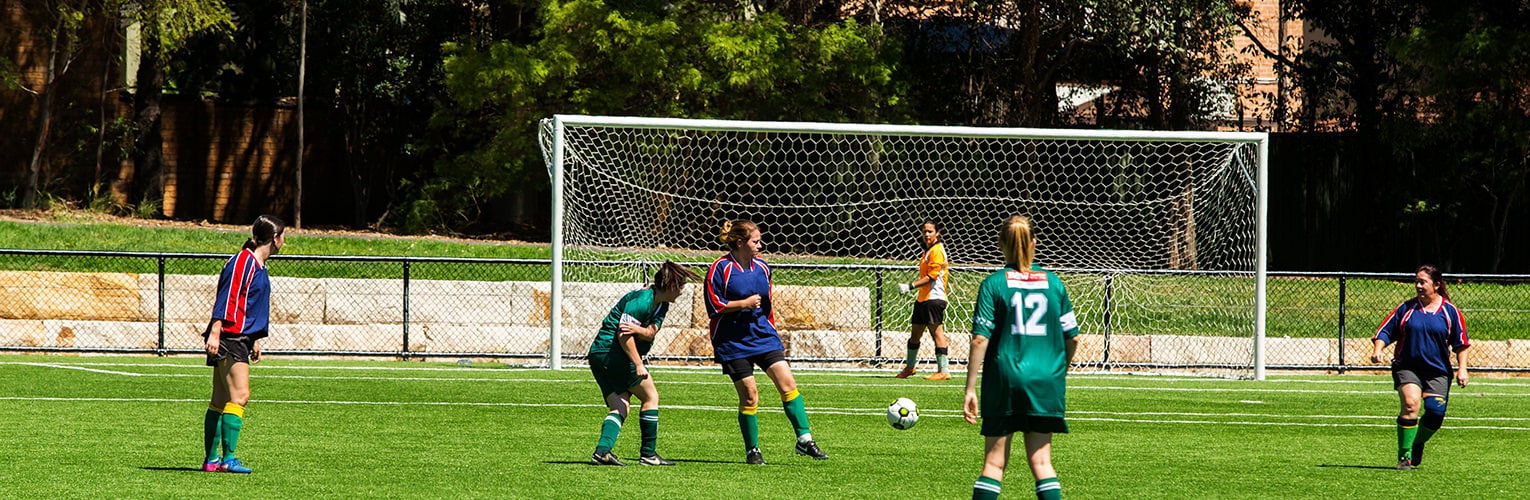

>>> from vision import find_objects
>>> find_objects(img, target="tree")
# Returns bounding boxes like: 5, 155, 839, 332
410, 0, 904, 232
120, 0, 233, 214
5, 0, 91, 208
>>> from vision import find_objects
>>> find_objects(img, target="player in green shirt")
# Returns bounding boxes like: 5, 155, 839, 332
588, 261, 702, 466
963, 215, 1079, 500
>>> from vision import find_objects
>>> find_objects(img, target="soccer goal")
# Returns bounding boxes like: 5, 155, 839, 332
539, 115, 1269, 379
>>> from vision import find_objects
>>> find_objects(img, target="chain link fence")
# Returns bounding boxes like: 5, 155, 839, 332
2, 250, 1528, 373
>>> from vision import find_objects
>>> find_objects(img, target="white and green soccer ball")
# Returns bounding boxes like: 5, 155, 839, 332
887, 397, 919, 430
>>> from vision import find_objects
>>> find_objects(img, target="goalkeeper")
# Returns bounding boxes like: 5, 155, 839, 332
587, 261, 702, 467
895, 220, 952, 381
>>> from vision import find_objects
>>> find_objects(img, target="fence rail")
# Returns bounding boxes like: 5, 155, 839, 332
2, 250, 1528, 374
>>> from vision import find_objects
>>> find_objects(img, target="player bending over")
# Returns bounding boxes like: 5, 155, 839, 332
588, 260, 702, 466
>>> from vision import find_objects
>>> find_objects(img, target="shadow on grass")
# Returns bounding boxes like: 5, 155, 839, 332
1317, 464, 1403, 470
141, 466, 206, 473
545, 458, 741, 465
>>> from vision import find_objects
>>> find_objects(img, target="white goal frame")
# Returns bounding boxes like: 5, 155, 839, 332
541, 115, 1269, 379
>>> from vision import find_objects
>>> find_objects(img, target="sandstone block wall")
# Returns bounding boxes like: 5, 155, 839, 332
2, 270, 1527, 371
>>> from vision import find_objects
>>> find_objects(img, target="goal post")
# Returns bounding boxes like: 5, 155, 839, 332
540, 115, 1269, 379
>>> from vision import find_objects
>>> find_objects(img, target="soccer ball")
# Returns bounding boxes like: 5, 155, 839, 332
887, 397, 919, 430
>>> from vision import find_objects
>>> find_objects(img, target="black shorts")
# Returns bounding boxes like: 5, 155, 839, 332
719, 350, 787, 382
1394, 366, 1451, 395
911, 299, 947, 326
206, 335, 256, 367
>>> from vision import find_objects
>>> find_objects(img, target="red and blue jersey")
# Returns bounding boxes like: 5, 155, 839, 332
704, 253, 783, 362
210, 248, 272, 340
1373, 298, 1469, 374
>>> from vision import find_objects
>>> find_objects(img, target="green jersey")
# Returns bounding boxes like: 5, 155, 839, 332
587, 288, 669, 357
970, 264, 1079, 419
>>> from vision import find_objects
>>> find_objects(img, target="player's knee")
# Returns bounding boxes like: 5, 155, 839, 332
228, 392, 250, 407
1422, 395, 1447, 429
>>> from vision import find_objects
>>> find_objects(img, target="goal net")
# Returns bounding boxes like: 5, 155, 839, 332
539, 116, 1269, 379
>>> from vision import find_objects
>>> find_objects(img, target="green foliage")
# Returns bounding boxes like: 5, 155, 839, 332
409, 0, 906, 233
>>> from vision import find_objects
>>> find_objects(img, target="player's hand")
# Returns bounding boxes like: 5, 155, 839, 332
205, 334, 219, 356
619, 323, 639, 335
251, 342, 263, 364
1457, 368, 1469, 387
898, 283, 911, 294
1370, 351, 1384, 364
743, 294, 762, 310
962, 391, 979, 425
635, 364, 649, 379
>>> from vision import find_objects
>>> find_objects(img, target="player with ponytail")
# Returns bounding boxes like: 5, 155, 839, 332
1371, 263, 1470, 470
201, 214, 285, 473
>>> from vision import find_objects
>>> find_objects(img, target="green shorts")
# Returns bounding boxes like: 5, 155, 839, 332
980, 412, 1069, 437
589, 352, 641, 397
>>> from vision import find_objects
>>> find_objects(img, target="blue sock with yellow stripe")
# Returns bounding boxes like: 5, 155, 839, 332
595, 411, 624, 455
738, 405, 759, 451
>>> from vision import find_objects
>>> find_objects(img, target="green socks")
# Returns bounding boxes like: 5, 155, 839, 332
1397, 417, 1419, 460
782, 389, 811, 437
936, 353, 949, 373
739, 405, 759, 451
220, 402, 244, 459
1036, 477, 1062, 500
904, 348, 919, 370
595, 411, 624, 454
203, 407, 223, 462
639, 409, 659, 457
973, 476, 1001, 500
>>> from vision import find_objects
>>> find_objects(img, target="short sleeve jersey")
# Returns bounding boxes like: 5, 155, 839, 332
970, 264, 1080, 419
704, 253, 783, 362
587, 287, 669, 357
1372, 298, 1469, 374
210, 248, 272, 340
916, 242, 949, 303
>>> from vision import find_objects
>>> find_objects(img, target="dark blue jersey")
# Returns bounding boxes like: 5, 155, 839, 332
704, 253, 783, 362
1373, 298, 1469, 374
210, 248, 271, 340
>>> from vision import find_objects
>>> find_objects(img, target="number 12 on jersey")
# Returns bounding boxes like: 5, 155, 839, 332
1009, 292, 1049, 336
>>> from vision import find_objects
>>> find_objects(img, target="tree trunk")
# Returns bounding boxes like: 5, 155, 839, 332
130, 32, 166, 212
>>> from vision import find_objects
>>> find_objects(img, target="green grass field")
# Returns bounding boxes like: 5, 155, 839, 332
2, 354, 1527, 498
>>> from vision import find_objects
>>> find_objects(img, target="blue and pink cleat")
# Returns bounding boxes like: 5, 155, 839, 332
202, 458, 221, 472
219, 457, 252, 474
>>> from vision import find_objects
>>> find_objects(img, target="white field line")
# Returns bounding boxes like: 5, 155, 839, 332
8, 361, 1530, 387
10, 363, 1530, 396
2, 396, 1527, 431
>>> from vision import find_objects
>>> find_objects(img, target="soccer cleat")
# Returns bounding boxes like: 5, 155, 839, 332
894, 368, 917, 379
639, 454, 676, 466
795, 440, 829, 460
745, 448, 765, 465
1410, 444, 1425, 467
1396, 457, 1412, 471
924, 371, 950, 381
219, 457, 252, 474
590, 451, 626, 466
201, 458, 221, 472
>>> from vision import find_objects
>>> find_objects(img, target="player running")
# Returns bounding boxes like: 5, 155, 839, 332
706, 219, 828, 464
1371, 263, 1470, 470
896, 219, 952, 380
201, 214, 285, 474
964, 215, 1078, 500
588, 260, 702, 466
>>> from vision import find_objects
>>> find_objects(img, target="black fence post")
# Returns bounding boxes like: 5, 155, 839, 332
874, 269, 883, 360
1338, 275, 1348, 374
1101, 274, 1114, 369
157, 255, 166, 355
402, 260, 411, 360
